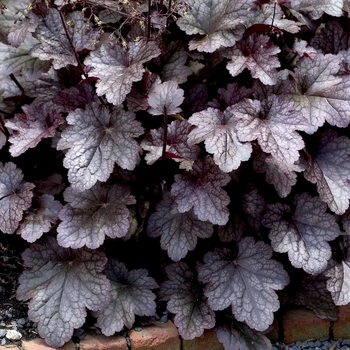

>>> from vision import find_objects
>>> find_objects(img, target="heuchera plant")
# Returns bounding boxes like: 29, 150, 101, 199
2, 0, 350, 348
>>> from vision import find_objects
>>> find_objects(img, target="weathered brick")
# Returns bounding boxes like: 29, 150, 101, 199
282, 307, 329, 344
79, 334, 127, 350
129, 321, 180, 350
333, 305, 350, 340
22, 338, 75, 350
182, 329, 224, 350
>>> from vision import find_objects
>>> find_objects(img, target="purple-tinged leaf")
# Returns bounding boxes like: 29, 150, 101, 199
218, 221, 243, 243
216, 321, 272, 350
304, 130, 350, 215
53, 83, 98, 112
0, 162, 34, 234
147, 193, 213, 261
198, 237, 290, 331
171, 156, 231, 225
0, 130, 6, 151
141, 120, 200, 166
16, 237, 110, 348
231, 95, 308, 165
223, 34, 280, 85
18, 194, 62, 243
187, 108, 252, 173
262, 193, 341, 274
31, 9, 99, 69
158, 261, 215, 339
325, 237, 350, 305
310, 19, 350, 54
6, 104, 64, 157
253, 153, 305, 198
161, 50, 192, 84
148, 81, 184, 115
210, 83, 253, 109
289, 53, 350, 134
292, 39, 317, 59
7, 12, 40, 47
0, 34, 50, 80
84, 41, 160, 105
294, 274, 338, 321
290, 0, 344, 19
57, 183, 135, 249
57, 102, 144, 191
184, 83, 209, 114
33, 174, 64, 196
176, 0, 254, 52
94, 260, 158, 335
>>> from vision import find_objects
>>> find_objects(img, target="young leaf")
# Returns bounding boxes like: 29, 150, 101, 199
94, 259, 158, 335
18, 194, 63, 243
33, 174, 64, 196
141, 120, 200, 166
210, 83, 253, 109
147, 193, 213, 261
231, 95, 308, 166
57, 183, 136, 249
0, 34, 50, 80
176, 0, 254, 52
0, 162, 35, 234
262, 193, 341, 275
304, 130, 350, 214
171, 156, 231, 225
187, 107, 252, 173
198, 237, 290, 331
148, 81, 184, 116
289, 53, 350, 134
6, 103, 64, 157
158, 261, 215, 339
16, 237, 110, 348
57, 102, 144, 191
223, 34, 280, 85
84, 41, 161, 105
253, 153, 305, 198
31, 9, 99, 69
216, 320, 272, 350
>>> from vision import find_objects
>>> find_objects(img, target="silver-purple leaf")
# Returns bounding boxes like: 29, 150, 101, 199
0, 34, 50, 80
304, 130, 350, 215
0, 162, 35, 234
171, 156, 231, 225
57, 183, 135, 249
85, 41, 161, 105
161, 50, 192, 84
141, 119, 200, 166
290, 53, 350, 134
231, 95, 308, 165
16, 237, 110, 348
148, 81, 184, 115
253, 153, 305, 198
31, 9, 99, 69
198, 237, 290, 331
176, 0, 254, 52
57, 102, 144, 191
6, 104, 64, 157
18, 194, 62, 243
290, 0, 343, 19
216, 321, 272, 350
187, 107, 252, 173
262, 193, 340, 275
158, 261, 215, 339
94, 260, 158, 335
33, 174, 64, 196
224, 34, 280, 85
147, 193, 213, 261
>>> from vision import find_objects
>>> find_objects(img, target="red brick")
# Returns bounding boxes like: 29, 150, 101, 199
182, 329, 224, 350
282, 307, 329, 344
333, 305, 350, 339
22, 338, 75, 350
129, 321, 180, 350
79, 334, 127, 350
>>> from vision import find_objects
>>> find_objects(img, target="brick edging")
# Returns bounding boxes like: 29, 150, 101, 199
1, 305, 350, 350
